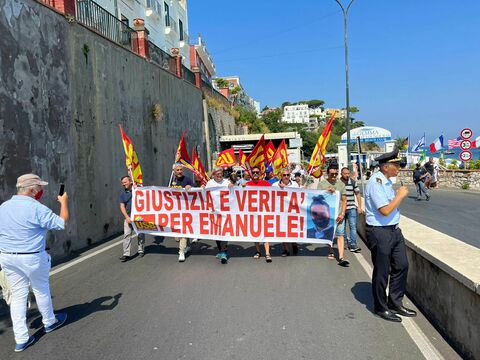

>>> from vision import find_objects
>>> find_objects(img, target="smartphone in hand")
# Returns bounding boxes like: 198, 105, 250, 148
59, 184, 65, 196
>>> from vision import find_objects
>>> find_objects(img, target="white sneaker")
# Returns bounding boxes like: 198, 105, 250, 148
178, 252, 185, 262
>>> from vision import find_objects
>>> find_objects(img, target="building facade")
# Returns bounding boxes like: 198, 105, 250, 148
189, 35, 216, 83
281, 104, 347, 126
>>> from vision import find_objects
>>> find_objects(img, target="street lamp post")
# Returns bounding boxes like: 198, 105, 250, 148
334, 0, 356, 171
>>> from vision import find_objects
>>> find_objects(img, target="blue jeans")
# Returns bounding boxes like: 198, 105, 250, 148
415, 181, 430, 199
344, 208, 358, 248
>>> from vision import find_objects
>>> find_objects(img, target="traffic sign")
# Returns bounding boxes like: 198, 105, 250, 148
460, 150, 472, 162
460, 128, 472, 139
460, 140, 472, 150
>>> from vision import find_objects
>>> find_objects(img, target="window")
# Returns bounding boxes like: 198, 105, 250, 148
179, 19, 184, 40
164, 2, 170, 25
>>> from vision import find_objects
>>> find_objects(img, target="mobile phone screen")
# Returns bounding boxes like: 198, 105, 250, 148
59, 184, 65, 196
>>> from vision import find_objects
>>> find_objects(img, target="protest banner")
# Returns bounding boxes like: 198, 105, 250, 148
131, 187, 339, 245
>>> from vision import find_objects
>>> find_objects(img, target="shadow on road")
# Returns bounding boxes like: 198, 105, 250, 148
351, 282, 374, 313
28, 293, 122, 340
145, 241, 333, 259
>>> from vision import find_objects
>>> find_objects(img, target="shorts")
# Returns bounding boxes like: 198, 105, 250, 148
335, 219, 345, 237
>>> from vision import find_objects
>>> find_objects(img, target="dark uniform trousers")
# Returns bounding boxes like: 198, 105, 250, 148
365, 225, 409, 312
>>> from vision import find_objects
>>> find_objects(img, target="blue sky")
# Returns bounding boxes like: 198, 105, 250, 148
188, 0, 480, 144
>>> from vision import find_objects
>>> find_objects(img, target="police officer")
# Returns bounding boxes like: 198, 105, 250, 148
365, 149, 417, 322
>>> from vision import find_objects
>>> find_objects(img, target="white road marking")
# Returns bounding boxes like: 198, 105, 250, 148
50, 237, 123, 276
354, 251, 444, 360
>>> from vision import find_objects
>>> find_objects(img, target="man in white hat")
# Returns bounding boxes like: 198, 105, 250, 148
0, 174, 69, 352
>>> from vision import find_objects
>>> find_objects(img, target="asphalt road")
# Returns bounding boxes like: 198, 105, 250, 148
0, 236, 459, 360
400, 187, 479, 248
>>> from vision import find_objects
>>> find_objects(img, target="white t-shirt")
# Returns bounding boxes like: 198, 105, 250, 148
205, 178, 231, 188
272, 180, 299, 188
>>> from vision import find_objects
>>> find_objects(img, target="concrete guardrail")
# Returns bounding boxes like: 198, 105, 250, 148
357, 213, 480, 360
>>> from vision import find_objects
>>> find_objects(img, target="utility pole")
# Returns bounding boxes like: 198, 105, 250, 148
334, 0, 356, 171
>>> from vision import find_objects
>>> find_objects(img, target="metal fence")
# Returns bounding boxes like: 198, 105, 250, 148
182, 65, 196, 86
148, 41, 176, 73
76, 0, 139, 53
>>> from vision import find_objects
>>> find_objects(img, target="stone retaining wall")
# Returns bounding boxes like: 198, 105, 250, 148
398, 169, 480, 190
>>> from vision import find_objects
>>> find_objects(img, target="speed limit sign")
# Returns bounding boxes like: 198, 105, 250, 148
460, 140, 472, 150
460, 128, 473, 139
460, 151, 472, 162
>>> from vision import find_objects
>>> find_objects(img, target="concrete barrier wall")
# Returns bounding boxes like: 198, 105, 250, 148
357, 213, 480, 360
0, 0, 206, 258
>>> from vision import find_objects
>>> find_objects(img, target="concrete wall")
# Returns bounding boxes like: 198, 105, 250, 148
0, 0, 205, 258
398, 169, 480, 190
357, 213, 480, 360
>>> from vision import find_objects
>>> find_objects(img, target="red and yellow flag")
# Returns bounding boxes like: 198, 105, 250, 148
238, 149, 247, 168
264, 140, 276, 165
307, 111, 336, 178
191, 147, 209, 185
119, 125, 143, 185
175, 132, 194, 171
216, 148, 236, 168
271, 140, 289, 177
245, 135, 266, 174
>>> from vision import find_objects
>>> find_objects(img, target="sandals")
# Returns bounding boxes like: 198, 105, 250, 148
253, 251, 261, 259
327, 252, 335, 260
265, 254, 272, 263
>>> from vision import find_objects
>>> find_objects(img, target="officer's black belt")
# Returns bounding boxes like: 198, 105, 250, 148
0, 251, 41, 255
366, 224, 399, 229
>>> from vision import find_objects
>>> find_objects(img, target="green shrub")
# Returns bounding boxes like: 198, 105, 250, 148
462, 183, 470, 190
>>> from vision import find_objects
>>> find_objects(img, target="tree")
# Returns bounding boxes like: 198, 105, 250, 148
281, 101, 292, 108
306, 99, 325, 108
215, 78, 229, 88
395, 137, 408, 150
235, 106, 268, 134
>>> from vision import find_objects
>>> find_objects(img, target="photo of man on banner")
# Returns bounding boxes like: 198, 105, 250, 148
306, 194, 338, 241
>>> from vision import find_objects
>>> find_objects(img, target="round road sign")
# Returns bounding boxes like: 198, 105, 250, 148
460, 151, 472, 162
460, 140, 472, 150
460, 128, 472, 139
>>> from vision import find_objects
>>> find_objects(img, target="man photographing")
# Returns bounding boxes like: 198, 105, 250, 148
0, 174, 68, 352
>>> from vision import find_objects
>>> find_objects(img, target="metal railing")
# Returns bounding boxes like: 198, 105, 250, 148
148, 41, 176, 73
76, 0, 139, 53
165, 16, 177, 32
182, 65, 196, 86
180, 32, 189, 44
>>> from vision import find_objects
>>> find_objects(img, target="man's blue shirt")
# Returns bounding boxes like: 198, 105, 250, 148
0, 195, 65, 252
365, 171, 400, 226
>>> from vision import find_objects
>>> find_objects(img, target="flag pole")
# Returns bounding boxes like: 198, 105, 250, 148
406, 133, 410, 165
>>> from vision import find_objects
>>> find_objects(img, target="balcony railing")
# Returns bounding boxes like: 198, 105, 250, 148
76, 0, 139, 53
165, 16, 177, 33
148, 41, 176, 73
182, 65, 196, 86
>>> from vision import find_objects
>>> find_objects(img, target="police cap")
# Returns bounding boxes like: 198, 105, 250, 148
374, 148, 402, 164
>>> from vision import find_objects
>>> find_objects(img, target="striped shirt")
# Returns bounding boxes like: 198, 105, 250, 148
343, 178, 360, 210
